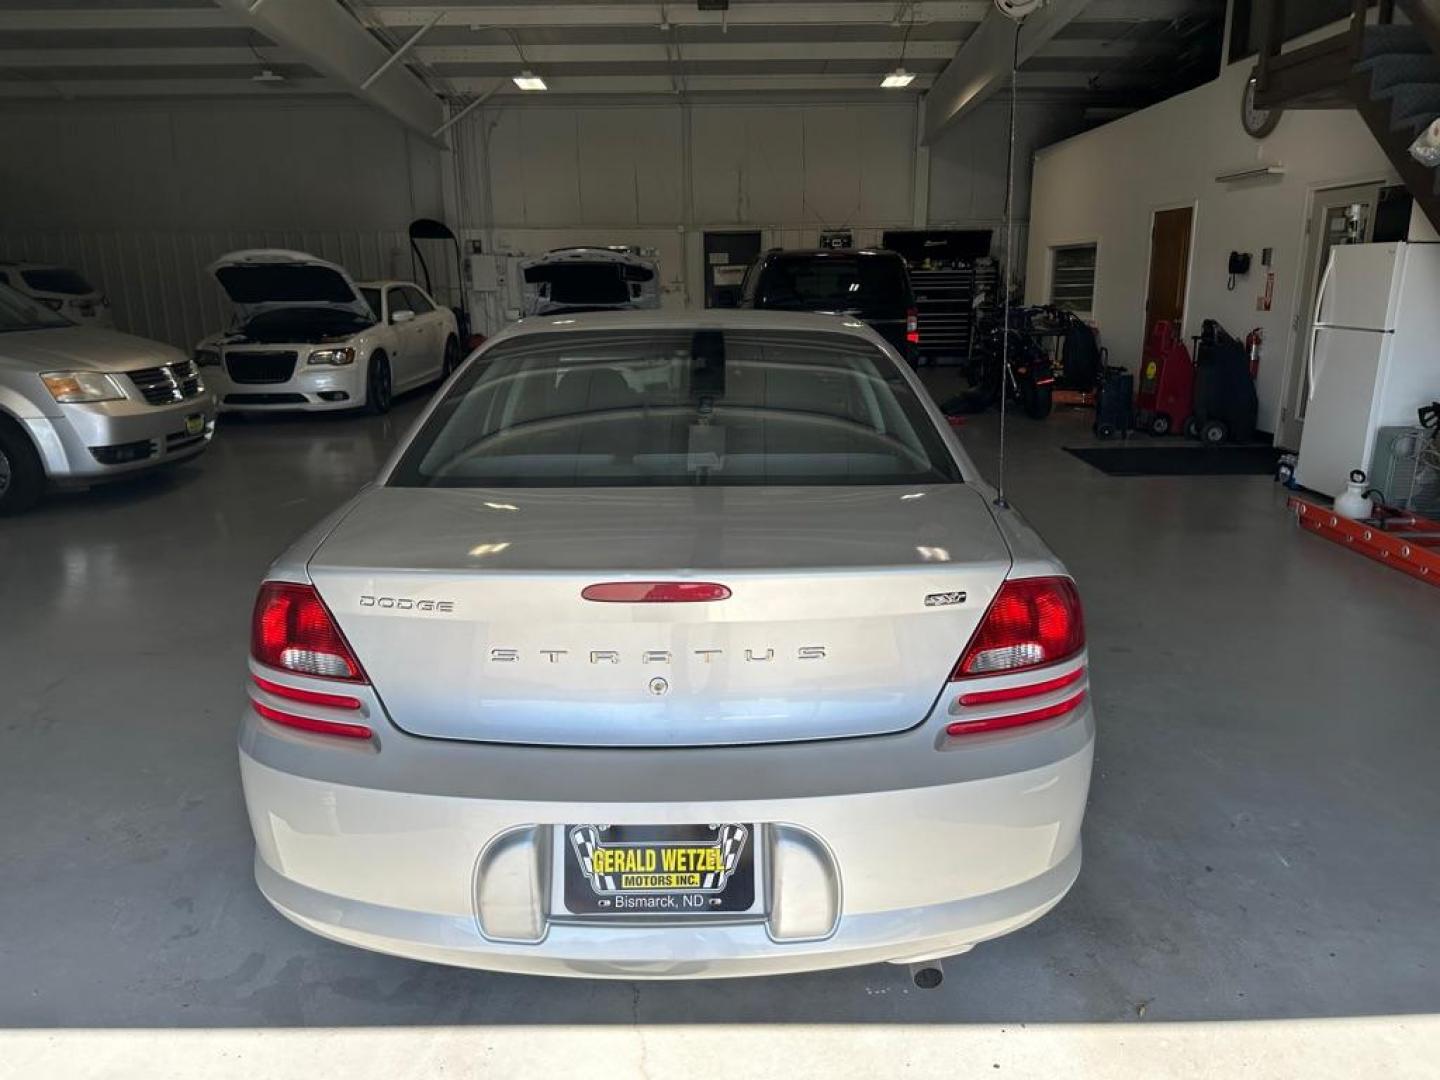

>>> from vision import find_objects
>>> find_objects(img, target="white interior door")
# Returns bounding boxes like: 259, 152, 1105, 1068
1277, 183, 1380, 450
1293, 328, 1386, 496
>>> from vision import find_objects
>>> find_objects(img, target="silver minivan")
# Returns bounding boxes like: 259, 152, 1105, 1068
0, 284, 214, 514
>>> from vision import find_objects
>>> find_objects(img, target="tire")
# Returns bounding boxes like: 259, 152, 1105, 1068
0, 417, 45, 516
364, 352, 393, 415
441, 335, 460, 379
1021, 382, 1053, 420
1149, 413, 1172, 437
1182, 415, 1198, 438
1200, 419, 1228, 445
1095, 423, 1116, 440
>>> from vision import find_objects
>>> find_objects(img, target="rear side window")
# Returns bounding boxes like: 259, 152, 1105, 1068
389, 329, 960, 488
755, 255, 911, 315
21, 267, 94, 295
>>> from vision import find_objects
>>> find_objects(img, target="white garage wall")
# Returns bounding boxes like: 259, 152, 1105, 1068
1025, 59, 1404, 434
0, 98, 445, 348
0, 91, 1082, 341
453, 96, 1067, 309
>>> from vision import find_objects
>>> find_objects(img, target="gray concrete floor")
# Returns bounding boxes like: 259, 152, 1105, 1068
2, 379, 1439, 1063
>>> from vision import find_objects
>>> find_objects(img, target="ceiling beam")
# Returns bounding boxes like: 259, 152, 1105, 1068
211, 0, 446, 146
923, 0, 1091, 145
0, 37, 1172, 71
373, 3, 989, 29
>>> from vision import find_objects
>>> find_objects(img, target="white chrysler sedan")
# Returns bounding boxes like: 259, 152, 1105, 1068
238, 309, 1093, 978
196, 250, 459, 414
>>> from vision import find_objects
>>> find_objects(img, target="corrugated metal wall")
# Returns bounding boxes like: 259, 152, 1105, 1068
0, 229, 415, 350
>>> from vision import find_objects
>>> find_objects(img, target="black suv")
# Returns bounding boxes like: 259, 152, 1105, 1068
737, 249, 918, 365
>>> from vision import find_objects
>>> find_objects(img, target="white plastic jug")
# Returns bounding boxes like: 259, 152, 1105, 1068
1334, 469, 1373, 520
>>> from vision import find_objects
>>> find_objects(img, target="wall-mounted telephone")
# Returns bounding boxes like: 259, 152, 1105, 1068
1227, 251, 1252, 291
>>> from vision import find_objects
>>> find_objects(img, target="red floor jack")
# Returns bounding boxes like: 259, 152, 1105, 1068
1134, 321, 1194, 437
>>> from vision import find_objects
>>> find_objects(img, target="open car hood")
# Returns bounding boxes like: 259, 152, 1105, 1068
208, 249, 373, 322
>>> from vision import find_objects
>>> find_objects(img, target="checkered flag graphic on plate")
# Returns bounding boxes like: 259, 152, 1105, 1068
704, 824, 748, 889
569, 825, 617, 892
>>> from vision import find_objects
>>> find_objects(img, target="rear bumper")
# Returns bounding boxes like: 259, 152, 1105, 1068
23, 393, 215, 482
238, 703, 1094, 978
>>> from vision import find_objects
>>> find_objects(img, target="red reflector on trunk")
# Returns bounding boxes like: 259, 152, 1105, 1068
945, 691, 1086, 737
253, 676, 362, 711
957, 666, 1085, 707
252, 701, 373, 740
582, 582, 731, 603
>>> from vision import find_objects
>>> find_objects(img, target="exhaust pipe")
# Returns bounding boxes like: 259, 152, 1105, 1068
909, 961, 944, 990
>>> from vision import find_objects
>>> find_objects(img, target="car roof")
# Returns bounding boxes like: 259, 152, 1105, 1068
485, 308, 891, 347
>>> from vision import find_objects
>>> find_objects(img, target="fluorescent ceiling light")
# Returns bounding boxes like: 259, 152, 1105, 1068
882, 68, 916, 89
512, 70, 547, 91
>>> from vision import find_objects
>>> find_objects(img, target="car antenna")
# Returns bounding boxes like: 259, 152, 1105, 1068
992, 7, 1026, 511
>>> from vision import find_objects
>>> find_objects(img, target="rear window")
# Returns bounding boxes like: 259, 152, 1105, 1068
755, 255, 910, 314
21, 267, 94, 295
389, 329, 960, 488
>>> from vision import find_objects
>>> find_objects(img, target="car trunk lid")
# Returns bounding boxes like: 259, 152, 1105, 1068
308, 484, 1011, 747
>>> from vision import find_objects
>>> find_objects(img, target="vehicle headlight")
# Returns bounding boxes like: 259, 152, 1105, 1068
40, 371, 126, 404
308, 347, 356, 366
193, 347, 221, 368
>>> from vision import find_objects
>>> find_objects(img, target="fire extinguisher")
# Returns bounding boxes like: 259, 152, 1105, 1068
1245, 328, 1263, 380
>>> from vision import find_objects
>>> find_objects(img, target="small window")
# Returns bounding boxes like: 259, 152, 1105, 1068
402, 285, 435, 314
1050, 244, 1097, 314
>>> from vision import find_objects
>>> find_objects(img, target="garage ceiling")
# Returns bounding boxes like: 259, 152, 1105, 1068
0, 0, 1223, 118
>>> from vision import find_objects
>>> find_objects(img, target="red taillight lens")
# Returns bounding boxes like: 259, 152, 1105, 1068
946, 691, 1086, 737
582, 582, 731, 603
957, 665, 1085, 706
906, 307, 920, 345
252, 701, 372, 740
252, 675, 362, 711
953, 577, 1084, 678
251, 581, 366, 682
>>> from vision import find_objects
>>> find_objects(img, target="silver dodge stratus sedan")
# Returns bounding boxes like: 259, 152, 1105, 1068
238, 309, 1093, 978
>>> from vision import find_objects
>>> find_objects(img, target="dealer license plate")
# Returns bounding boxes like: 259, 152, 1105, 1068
562, 824, 755, 916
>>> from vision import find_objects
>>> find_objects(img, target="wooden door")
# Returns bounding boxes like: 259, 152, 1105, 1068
1143, 207, 1194, 350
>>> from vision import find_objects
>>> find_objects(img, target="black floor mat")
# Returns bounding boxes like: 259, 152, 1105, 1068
1065, 444, 1281, 477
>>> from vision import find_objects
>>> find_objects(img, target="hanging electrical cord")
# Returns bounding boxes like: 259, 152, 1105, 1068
993, 15, 1023, 510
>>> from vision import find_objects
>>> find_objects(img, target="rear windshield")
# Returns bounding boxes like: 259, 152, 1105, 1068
21, 267, 94, 295
755, 255, 910, 315
389, 329, 960, 488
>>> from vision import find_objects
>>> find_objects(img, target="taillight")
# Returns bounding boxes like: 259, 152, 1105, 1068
953, 577, 1084, 678
252, 701, 373, 740
251, 581, 366, 682
906, 307, 920, 345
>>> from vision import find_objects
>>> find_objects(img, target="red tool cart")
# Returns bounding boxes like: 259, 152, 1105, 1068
1134, 320, 1195, 437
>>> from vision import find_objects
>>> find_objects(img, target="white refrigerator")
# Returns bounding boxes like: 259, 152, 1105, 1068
1295, 241, 1440, 498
